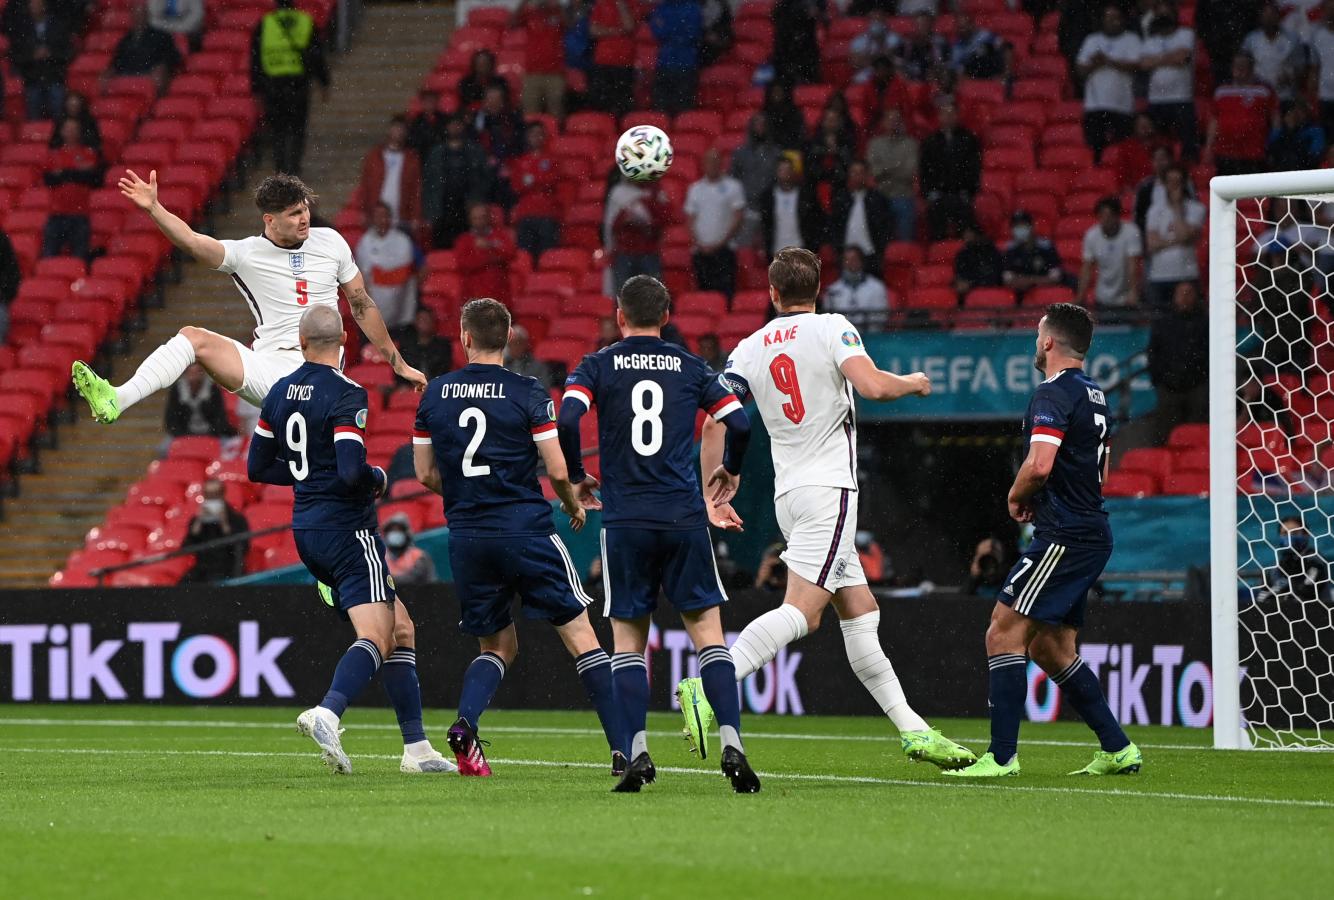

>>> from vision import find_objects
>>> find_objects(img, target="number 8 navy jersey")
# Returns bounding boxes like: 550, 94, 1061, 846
1023, 368, 1112, 548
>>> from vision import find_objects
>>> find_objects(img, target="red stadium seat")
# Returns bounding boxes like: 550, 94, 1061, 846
1102, 471, 1157, 498
1168, 424, 1210, 449
1120, 448, 1175, 482
1161, 472, 1210, 496
903, 288, 958, 311
964, 287, 1017, 308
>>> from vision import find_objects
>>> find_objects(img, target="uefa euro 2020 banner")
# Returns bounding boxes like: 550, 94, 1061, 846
860, 327, 1155, 420
0, 588, 1214, 729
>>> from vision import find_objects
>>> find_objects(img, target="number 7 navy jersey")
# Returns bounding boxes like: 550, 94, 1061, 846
563, 335, 741, 530
413, 362, 559, 536
1024, 367, 1112, 548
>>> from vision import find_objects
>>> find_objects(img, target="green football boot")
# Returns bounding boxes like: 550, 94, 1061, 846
1068, 742, 1142, 775
71, 361, 120, 424
675, 677, 715, 760
901, 728, 978, 770
940, 751, 1020, 778
316, 581, 335, 608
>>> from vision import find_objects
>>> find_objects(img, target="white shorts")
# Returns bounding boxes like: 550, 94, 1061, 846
775, 485, 867, 592
227, 340, 304, 407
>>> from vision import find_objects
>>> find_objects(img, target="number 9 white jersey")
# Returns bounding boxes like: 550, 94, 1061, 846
723, 312, 870, 499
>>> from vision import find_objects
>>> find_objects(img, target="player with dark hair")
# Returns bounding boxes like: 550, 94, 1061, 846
72, 171, 425, 425
248, 306, 454, 775
946, 303, 1142, 777
558, 274, 760, 793
413, 298, 623, 777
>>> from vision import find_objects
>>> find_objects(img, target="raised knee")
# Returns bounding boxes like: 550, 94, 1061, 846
177, 326, 208, 352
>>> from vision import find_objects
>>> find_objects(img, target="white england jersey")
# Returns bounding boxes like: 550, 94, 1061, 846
216, 227, 359, 354
724, 312, 869, 499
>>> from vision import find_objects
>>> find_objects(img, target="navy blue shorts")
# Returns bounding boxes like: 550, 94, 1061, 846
998, 538, 1111, 628
448, 532, 593, 637
600, 526, 726, 620
295, 528, 397, 617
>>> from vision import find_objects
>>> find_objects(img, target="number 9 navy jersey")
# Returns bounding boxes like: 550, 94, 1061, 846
1023, 368, 1112, 548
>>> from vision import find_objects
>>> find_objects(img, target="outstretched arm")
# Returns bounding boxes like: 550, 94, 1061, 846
840, 355, 931, 402
342, 272, 428, 391
119, 169, 225, 268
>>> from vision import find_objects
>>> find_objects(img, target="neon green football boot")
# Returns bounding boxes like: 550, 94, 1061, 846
941, 751, 1020, 778
71, 361, 120, 424
901, 729, 978, 770
316, 581, 336, 608
675, 677, 715, 760
1068, 742, 1142, 775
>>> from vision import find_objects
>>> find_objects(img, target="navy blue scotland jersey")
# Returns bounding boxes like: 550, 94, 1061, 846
1023, 367, 1113, 548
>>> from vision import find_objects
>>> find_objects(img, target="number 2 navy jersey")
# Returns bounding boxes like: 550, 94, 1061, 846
413, 363, 559, 536
256, 361, 377, 531
563, 335, 741, 529
1024, 367, 1112, 548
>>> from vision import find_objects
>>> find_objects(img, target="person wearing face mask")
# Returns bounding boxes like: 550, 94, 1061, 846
1001, 211, 1067, 302
182, 479, 251, 582
822, 247, 890, 331
383, 513, 438, 586
1262, 517, 1330, 604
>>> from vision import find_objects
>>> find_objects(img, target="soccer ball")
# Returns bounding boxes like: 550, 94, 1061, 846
615, 125, 674, 183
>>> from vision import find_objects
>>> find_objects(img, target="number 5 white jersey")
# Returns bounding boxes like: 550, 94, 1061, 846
217, 227, 360, 354
723, 312, 869, 499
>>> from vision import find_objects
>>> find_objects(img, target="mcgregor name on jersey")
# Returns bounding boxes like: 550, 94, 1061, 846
613, 354, 684, 371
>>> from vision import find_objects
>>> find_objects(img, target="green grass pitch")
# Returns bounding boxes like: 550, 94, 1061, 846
1, 705, 1330, 899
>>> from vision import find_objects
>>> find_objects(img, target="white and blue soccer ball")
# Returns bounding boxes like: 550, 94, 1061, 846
615, 125, 674, 183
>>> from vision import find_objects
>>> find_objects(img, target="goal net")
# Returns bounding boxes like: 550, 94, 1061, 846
1213, 170, 1334, 750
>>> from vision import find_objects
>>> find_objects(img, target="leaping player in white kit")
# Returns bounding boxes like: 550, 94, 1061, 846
677, 247, 976, 770
71, 170, 427, 423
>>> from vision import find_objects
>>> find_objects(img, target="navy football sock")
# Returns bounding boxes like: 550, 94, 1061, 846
1052, 657, 1130, 753
381, 648, 426, 745
698, 645, 743, 752
458, 652, 506, 730
575, 649, 622, 753
611, 651, 649, 758
986, 654, 1027, 766
319, 639, 382, 718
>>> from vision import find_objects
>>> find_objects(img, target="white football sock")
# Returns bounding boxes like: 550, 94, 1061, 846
840, 611, 929, 733
730, 604, 808, 680
630, 730, 648, 758
115, 334, 196, 412
719, 725, 743, 753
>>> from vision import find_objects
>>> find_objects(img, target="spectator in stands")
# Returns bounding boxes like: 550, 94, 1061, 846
564, 0, 594, 76
731, 113, 782, 239
423, 114, 493, 248
649, 0, 703, 115
1262, 517, 1330, 603
393, 306, 454, 381
359, 116, 421, 232
511, 122, 562, 263
8, 0, 75, 120
1134, 144, 1191, 235
860, 55, 917, 140
759, 157, 825, 255
865, 109, 919, 243
804, 107, 856, 191
454, 203, 517, 304
685, 148, 747, 301
473, 84, 525, 164
41, 119, 100, 260
761, 81, 805, 150
606, 174, 669, 292
771, 0, 824, 85
516, 0, 567, 118
406, 90, 447, 161
851, 11, 902, 83
164, 363, 236, 442
1269, 100, 1327, 170
108, 1, 180, 94
251, 0, 329, 177
1144, 164, 1206, 309
754, 541, 788, 592
1252, 240, 1312, 376
1147, 281, 1209, 439
823, 247, 890, 331
950, 12, 1009, 80
953, 222, 1004, 297
182, 480, 249, 583
1001, 210, 1067, 301
919, 100, 980, 240
1107, 113, 1160, 193
355, 203, 419, 331
966, 536, 1009, 599
457, 49, 506, 112
1057, 0, 1101, 78
1206, 51, 1279, 176
504, 324, 554, 385
148, 0, 204, 52
700, 0, 733, 66
1242, 1, 1307, 103
383, 514, 437, 586
832, 160, 892, 277
1078, 197, 1142, 309
855, 530, 891, 586
1140, 2, 1198, 161
1197, 0, 1260, 86
1312, 3, 1334, 141
589, 0, 636, 117
48, 91, 100, 152
1077, 5, 1143, 163
696, 332, 727, 371
901, 12, 950, 83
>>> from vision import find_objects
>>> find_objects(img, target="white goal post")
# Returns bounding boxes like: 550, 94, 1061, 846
1210, 169, 1334, 751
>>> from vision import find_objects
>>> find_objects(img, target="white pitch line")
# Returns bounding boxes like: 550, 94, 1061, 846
0, 744, 1329, 810
0, 718, 1215, 752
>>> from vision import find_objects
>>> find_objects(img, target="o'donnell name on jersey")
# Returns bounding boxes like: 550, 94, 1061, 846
613, 354, 683, 371
440, 383, 508, 399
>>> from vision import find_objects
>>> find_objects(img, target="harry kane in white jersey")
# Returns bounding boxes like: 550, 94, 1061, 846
686, 248, 976, 770
72, 171, 425, 424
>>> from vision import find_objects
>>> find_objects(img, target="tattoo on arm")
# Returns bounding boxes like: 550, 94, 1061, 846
347, 287, 375, 321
